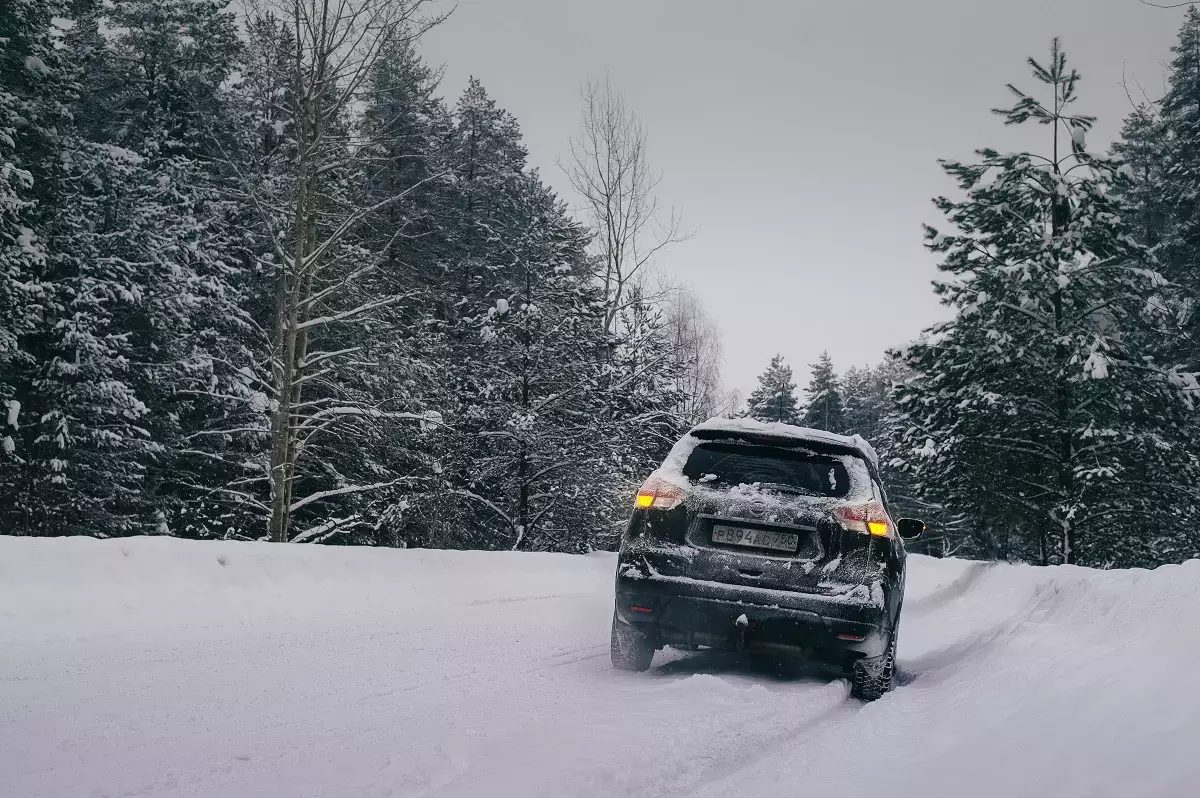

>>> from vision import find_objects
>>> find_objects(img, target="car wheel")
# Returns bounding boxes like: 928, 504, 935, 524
610, 612, 655, 672
851, 631, 896, 701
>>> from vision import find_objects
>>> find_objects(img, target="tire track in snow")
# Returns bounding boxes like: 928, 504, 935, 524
659, 688, 856, 796
548, 652, 858, 798
546, 647, 610, 668
904, 560, 995, 615
897, 569, 1054, 686
690, 567, 1059, 798
466, 592, 583, 606
397, 642, 611, 695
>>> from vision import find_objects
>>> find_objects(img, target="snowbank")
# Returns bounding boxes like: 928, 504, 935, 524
1, 536, 1197, 798
0, 536, 609, 639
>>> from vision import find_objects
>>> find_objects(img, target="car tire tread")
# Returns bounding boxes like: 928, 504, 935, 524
851, 632, 896, 701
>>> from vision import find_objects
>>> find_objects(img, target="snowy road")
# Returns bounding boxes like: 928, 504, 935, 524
2, 538, 1198, 798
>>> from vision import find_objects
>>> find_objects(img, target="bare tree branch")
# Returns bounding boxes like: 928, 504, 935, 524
560, 73, 693, 334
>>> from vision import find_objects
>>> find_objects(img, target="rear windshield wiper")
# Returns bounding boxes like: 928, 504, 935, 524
752, 482, 821, 497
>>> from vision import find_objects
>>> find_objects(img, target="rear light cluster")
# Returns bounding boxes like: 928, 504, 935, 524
834, 501, 893, 538
635, 476, 685, 510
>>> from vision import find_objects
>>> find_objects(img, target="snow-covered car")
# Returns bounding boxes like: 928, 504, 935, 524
611, 418, 925, 700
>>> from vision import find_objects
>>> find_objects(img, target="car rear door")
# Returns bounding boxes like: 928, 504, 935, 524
665, 438, 868, 595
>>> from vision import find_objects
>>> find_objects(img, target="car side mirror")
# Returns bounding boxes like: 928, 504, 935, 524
897, 518, 925, 541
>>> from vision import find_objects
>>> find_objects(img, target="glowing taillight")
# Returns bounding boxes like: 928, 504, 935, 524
634, 475, 685, 511
834, 501, 893, 538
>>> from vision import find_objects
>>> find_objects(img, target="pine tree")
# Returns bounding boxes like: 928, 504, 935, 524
744, 354, 801, 425
802, 351, 845, 433
894, 40, 1200, 568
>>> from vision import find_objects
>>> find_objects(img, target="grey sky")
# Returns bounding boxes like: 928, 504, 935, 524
421, 0, 1184, 397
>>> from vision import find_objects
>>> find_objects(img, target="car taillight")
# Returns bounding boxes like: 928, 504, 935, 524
635, 476, 685, 510
834, 501, 893, 538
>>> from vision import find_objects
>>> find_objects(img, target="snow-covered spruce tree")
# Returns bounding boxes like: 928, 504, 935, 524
1157, 8, 1200, 345
894, 39, 1200, 567
1110, 104, 1167, 255
0, 1, 263, 538
1110, 8, 1200, 376
456, 177, 609, 552
0, 7, 174, 536
89, 0, 261, 539
802, 351, 845, 433
411, 76, 533, 550
428, 77, 631, 552
842, 362, 894, 443
0, 0, 68, 524
744, 354, 801, 425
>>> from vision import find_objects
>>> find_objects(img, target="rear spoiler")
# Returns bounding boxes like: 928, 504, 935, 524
689, 428, 878, 471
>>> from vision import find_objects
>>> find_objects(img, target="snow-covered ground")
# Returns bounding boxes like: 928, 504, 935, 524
1, 537, 1197, 798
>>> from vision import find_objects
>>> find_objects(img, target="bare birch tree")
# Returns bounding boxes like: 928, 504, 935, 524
563, 75, 688, 334
233, 0, 446, 542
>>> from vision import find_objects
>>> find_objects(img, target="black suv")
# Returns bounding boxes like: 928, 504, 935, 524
611, 418, 923, 700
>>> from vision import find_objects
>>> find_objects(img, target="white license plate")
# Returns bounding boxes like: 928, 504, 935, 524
711, 525, 800, 553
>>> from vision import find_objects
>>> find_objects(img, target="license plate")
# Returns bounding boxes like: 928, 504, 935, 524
711, 525, 800, 553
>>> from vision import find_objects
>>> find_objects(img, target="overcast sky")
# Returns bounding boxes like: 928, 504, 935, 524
420, 0, 1185, 398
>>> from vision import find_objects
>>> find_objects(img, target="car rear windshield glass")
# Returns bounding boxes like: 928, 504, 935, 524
682, 442, 866, 499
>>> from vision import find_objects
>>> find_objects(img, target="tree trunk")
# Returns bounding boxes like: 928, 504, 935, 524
1051, 98, 1076, 566
268, 122, 309, 543
516, 268, 532, 550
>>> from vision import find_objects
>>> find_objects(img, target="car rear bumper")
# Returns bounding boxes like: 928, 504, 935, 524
615, 573, 891, 664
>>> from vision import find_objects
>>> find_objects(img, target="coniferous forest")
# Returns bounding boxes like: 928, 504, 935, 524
4, 1, 1200, 570
745, 31, 1200, 571
1, 0, 728, 549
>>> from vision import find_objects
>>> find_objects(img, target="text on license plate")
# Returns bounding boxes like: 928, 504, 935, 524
711, 525, 799, 553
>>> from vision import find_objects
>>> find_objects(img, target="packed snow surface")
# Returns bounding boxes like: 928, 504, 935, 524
1, 537, 1197, 798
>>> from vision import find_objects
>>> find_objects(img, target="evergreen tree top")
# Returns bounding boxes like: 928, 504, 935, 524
454, 77, 528, 174
744, 353, 800, 425
802, 350, 846, 433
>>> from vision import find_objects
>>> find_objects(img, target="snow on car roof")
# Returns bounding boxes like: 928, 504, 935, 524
688, 417, 879, 468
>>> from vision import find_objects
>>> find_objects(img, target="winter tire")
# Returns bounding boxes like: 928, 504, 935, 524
851, 631, 896, 701
610, 612, 655, 672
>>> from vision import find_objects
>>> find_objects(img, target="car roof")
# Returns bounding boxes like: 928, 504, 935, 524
687, 417, 879, 469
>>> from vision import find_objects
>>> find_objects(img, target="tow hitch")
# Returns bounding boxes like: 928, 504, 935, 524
734, 613, 749, 651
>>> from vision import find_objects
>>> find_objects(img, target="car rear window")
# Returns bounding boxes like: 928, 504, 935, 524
681, 441, 867, 499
